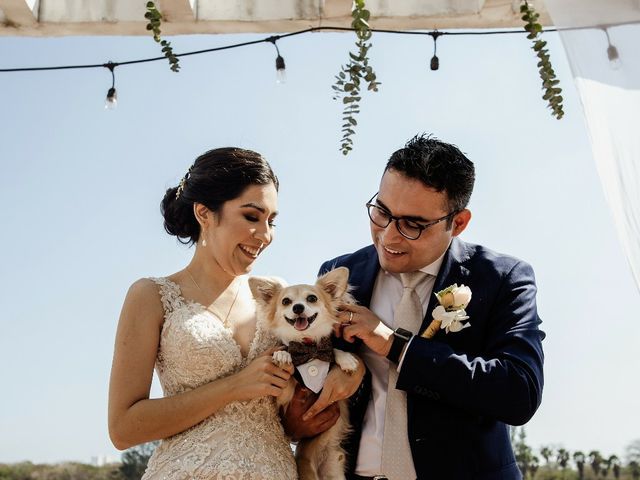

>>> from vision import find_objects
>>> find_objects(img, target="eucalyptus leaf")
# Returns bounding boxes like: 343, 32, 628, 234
145, 2, 180, 73
331, 0, 380, 155
522, 0, 563, 119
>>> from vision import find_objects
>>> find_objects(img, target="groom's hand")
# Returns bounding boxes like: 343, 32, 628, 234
282, 383, 340, 442
336, 304, 394, 357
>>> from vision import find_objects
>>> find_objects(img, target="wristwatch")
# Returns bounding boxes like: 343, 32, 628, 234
386, 327, 413, 363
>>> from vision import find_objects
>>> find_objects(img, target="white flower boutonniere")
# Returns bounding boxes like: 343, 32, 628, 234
422, 283, 472, 338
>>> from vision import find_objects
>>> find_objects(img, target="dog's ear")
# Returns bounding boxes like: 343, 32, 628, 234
248, 276, 286, 305
316, 267, 350, 299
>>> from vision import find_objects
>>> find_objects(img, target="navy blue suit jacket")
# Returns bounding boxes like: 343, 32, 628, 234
320, 238, 545, 480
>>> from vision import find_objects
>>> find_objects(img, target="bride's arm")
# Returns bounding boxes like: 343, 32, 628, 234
108, 278, 291, 450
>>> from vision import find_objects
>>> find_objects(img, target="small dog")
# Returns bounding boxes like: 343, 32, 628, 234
249, 267, 358, 480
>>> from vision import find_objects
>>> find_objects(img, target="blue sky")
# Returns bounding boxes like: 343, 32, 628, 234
0, 28, 638, 464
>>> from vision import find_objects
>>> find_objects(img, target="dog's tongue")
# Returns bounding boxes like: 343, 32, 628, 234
294, 317, 309, 331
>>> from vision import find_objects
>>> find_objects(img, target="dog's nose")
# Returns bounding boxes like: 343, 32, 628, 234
292, 303, 305, 315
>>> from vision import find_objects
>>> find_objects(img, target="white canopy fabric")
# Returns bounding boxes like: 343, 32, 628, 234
0, 0, 552, 36
543, 0, 640, 293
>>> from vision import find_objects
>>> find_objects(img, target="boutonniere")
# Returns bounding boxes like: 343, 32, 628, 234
422, 283, 472, 338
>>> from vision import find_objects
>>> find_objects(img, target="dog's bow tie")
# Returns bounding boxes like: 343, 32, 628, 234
288, 337, 334, 366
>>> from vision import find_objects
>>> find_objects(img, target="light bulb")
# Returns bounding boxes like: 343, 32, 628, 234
105, 87, 117, 109
276, 55, 286, 84
429, 32, 442, 71
607, 45, 622, 70
430, 55, 440, 71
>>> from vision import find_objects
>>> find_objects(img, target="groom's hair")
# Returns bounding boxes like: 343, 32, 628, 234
385, 133, 475, 218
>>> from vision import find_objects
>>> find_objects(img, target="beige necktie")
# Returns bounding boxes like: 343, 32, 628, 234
381, 271, 427, 480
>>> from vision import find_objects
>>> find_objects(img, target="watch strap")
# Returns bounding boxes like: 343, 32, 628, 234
386, 328, 413, 363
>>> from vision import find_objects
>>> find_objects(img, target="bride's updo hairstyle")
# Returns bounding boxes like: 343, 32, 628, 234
161, 147, 279, 245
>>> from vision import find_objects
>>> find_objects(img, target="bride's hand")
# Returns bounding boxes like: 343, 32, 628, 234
229, 347, 293, 402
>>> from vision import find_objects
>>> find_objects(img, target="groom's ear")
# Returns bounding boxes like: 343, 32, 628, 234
451, 209, 472, 237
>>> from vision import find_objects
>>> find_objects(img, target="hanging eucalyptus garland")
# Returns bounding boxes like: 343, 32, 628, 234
142, 1, 564, 152
521, 1, 564, 119
145, 1, 180, 72
331, 0, 381, 155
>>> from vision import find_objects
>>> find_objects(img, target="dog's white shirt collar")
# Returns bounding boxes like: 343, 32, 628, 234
296, 359, 331, 393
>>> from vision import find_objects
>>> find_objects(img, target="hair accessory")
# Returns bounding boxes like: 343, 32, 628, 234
175, 165, 193, 199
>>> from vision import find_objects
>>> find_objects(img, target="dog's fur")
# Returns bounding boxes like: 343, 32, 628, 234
249, 267, 358, 480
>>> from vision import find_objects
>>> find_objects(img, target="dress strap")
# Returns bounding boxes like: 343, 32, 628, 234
149, 277, 185, 316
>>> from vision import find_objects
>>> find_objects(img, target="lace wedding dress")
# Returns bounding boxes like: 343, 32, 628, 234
141, 277, 297, 480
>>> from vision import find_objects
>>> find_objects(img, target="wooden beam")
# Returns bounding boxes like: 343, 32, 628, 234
0, 0, 36, 27
158, 0, 195, 23
0, 0, 554, 36
322, 0, 351, 20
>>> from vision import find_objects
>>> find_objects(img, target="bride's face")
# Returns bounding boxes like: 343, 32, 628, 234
200, 183, 278, 276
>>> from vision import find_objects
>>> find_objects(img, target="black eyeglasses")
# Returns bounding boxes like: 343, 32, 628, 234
366, 193, 459, 240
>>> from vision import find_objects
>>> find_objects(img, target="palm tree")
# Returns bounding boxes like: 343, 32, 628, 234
601, 455, 611, 478
557, 448, 570, 479
608, 455, 621, 479
626, 439, 640, 465
627, 440, 640, 480
530, 455, 540, 479
589, 450, 604, 478
540, 446, 554, 467
513, 427, 534, 478
574, 451, 586, 480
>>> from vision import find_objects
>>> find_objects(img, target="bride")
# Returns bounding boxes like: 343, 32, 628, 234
108, 147, 364, 479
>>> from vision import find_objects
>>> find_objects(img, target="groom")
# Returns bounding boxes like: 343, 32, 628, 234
294, 134, 545, 480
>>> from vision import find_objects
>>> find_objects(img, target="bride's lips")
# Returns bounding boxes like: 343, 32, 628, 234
239, 244, 262, 259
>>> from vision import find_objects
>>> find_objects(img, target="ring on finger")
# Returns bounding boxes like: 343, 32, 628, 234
348, 311, 354, 324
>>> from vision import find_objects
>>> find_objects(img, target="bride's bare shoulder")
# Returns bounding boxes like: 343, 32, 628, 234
120, 278, 166, 322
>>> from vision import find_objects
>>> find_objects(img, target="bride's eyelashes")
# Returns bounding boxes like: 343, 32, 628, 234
243, 214, 277, 228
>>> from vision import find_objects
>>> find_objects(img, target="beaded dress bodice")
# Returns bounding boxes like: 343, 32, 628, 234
141, 277, 297, 480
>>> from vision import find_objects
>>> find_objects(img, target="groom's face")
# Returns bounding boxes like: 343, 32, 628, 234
370, 169, 468, 274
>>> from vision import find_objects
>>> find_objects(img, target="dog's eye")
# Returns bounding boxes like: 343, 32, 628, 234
282, 298, 292, 306
306, 295, 318, 303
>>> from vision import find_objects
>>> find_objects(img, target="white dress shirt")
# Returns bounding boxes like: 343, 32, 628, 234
354, 254, 445, 477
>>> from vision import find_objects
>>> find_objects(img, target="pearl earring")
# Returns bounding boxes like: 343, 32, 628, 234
202, 237, 207, 247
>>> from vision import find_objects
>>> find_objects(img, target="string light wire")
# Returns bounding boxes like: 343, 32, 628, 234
0, 25, 565, 74
1, 22, 629, 98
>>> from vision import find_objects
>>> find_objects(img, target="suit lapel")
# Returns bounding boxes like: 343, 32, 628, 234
350, 246, 380, 308
419, 238, 471, 335
349, 242, 472, 334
